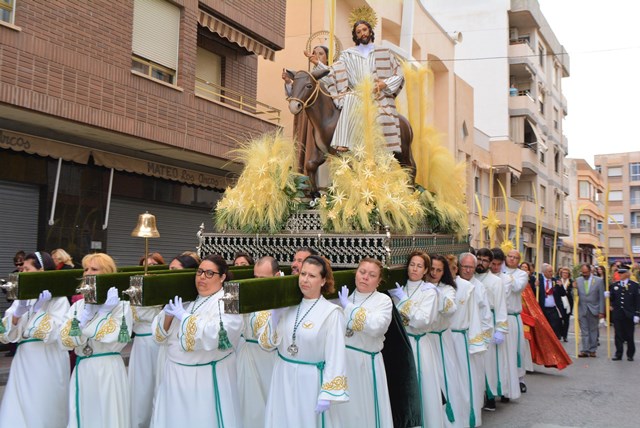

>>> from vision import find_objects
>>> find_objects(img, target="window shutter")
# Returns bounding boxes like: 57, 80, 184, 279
132, 0, 181, 70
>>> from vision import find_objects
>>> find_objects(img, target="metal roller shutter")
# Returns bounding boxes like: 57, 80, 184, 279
106, 198, 212, 267
0, 180, 39, 312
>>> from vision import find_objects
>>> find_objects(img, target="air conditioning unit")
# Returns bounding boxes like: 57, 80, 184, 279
509, 27, 518, 41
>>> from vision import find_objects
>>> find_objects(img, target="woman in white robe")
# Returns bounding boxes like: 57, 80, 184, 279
258, 255, 348, 428
334, 257, 393, 428
129, 304, 161, 428
151, 254, 243, 428
389, 250, 444, 428
426, 255, 462, 428
236, 257, 280, 428
0, 251, 70, 428
59, 253, 133, 428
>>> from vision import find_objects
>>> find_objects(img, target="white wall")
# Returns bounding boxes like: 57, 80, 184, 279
423, 0, 510, 141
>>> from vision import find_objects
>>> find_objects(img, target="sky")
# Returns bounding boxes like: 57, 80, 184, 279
537, 0, 640, 166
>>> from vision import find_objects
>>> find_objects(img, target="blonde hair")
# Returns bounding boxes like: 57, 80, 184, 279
52, 248, 74, 267
180, 251, 202, 264
82, 253, 117, 275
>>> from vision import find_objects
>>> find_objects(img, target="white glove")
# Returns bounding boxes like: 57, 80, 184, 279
493, 331, 505, 345
338, 285, 350, 309
98, 287, 120, 314
388, 283, 408, 301
13, 300, 31, 318
164, 296, 186, 321
315, 399, 330, 414
33, 290, 52, 312
604, 291, 611, 298
79, 303, 99, 327
634, 316, 640, 324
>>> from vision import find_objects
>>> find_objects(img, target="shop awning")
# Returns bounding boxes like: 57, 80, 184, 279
198, 10, 276, 61
0, 129, 90, 164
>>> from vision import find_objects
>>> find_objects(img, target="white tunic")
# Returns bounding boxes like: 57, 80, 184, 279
393, 280, 445, 428
426, 283, 462, 428
151, 289, 243, 428
333, 290, 393, 428
0, 297, 70, 428
501, 267, 529, 400
59, 299, 134, 428
476, 271, 509, 399
129, 305, 162, 428
258, 296, 348, 428
468, 277, 492, 427
236, 310, 276, 428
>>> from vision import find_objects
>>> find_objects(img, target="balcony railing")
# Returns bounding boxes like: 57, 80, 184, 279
195, 78, 281, 124
631, 221, 640, 229
631, 197, 640, 205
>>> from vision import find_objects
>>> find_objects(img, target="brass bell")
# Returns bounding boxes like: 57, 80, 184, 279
131, 212, 160, 238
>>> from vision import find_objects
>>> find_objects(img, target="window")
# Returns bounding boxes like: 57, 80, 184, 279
609, 237, 624, 248
609, 213, 624, 224
631, 187, 640, 205
553, 63, 560, 87
631, 212, 640, 228
554, 149, 560, 174
195, 47, 222, 101
579, 215, 592, 233
579, 181, 590, 199
553, 107, 559, 130
540, 150, 545, 164
597, 220, 603, 231
540, 185, 546, 211
1, 0, 15, 24
131, 0, 181, 85
630, 163, 640, 181
595, 165, 602, 174
474, 176, 480, 193
538, 44, 545, 68
608, 166, 622, 177
608, 191, 623, 202
538, 88, 545, 115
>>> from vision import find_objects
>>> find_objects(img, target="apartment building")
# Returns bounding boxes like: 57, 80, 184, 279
0, 0, 285, 272
594, 152, 640, 264
427, 0, 570, 264
560, 158, 604, 267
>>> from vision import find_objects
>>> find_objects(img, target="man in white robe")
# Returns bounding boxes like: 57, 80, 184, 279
476, 248, 508, 411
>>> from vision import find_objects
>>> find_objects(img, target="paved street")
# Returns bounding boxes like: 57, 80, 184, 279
0, 325, 638, 427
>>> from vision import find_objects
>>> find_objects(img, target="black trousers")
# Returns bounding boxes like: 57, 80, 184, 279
543, 307, 562, 339
613, 317, 636, 358
560, 312, 571, 339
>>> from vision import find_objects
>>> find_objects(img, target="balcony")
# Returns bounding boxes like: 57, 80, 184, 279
195, 78, 281, 125
508, 41, 536, 74
631, 197, 640, 209
509, 92, 541, 124
631, 220, 640, 232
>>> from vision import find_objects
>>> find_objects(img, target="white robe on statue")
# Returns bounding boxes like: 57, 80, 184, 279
321, 44, 404, 152
151, 289, 243, 428
476, 271, 508, 400
236, 310, 276, 428
393, 280, 444, 428
501, 267, 529, 400
0, 297, 70, 428
59, 299, 133, 428
258, 296, 349, 428
426, 283, 463, 428
333, 290, 393, 428
129, 305, 162, 428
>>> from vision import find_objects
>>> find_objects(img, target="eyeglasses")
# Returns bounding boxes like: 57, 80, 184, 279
477, 258, 491, 264
460, 265, 475, 270
14, 262, 23, 267
196, 269, 221, 279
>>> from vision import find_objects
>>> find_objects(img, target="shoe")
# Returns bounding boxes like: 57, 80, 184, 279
612, 356, 622, 361
628, 357, 634, 361
483, 398, 496, 412
563, 338, 568, 343
578, 352, 589, 358
520, 382, 527, 393
589, 352, 597, 357
500, 396, 510, 403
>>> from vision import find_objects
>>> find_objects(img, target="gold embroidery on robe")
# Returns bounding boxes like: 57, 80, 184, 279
302, 321, 314, 329
33, 314, 52, 340
321, 375, 348, 391
443, 298, 454, 313
496, 321, 508, 331
60, 319, 76, 348
252, 311, 271, 337
400, 301, 413, 326
155, 324, 167, 343
184, 315, 198, 352
469, 334, 485, 345
95, 317, 117, 340
351, 307, 366, 331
